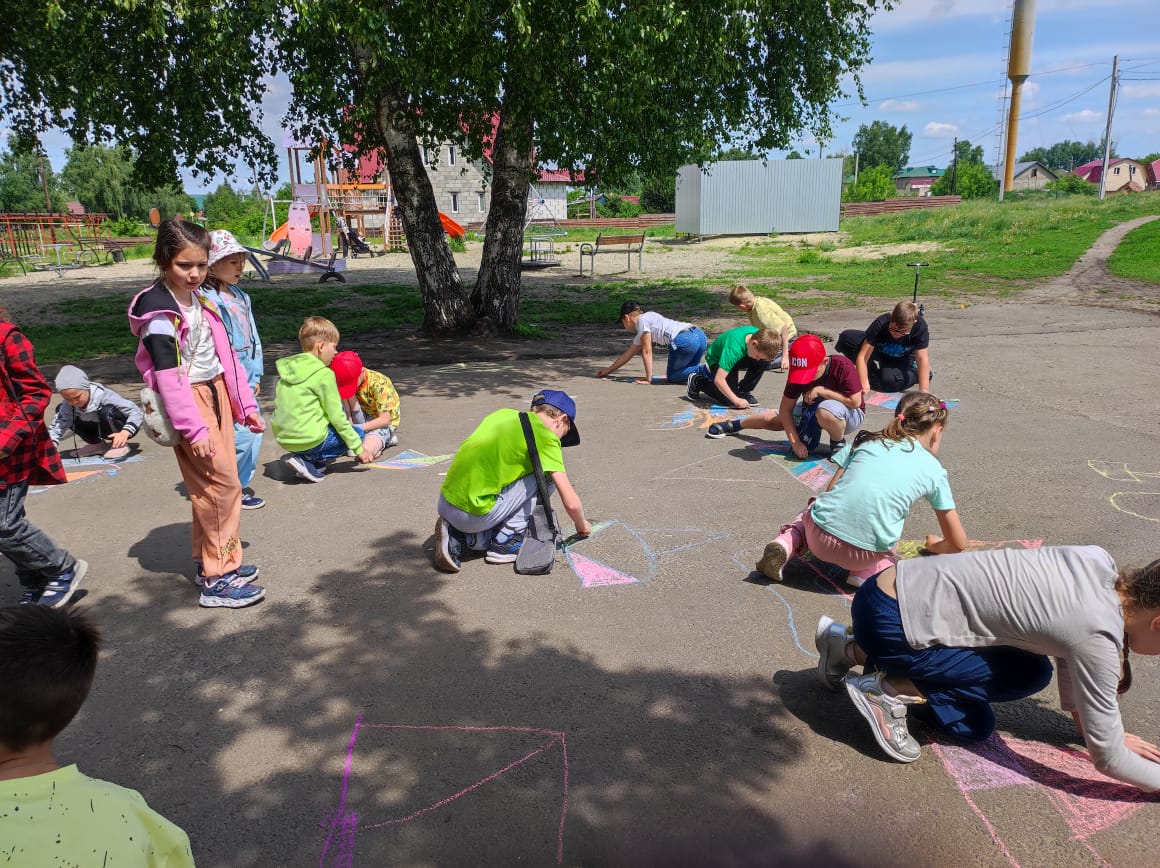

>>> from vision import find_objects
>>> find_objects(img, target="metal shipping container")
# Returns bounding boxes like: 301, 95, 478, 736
676, 158, 843, 235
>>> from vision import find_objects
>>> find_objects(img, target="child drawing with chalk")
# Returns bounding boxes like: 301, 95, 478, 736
756, 391, 967, 588
597, 301, 706, 384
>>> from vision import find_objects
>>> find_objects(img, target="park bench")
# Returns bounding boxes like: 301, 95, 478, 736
579, 232, 645, 276
98, 236, 155, 263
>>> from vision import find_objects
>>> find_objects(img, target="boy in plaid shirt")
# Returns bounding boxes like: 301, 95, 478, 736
0, 308, 87, 606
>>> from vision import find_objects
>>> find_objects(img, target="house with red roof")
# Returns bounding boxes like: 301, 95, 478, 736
1072, 157, 1150, 192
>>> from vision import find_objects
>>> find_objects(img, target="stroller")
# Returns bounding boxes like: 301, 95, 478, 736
334, 213, 374, 257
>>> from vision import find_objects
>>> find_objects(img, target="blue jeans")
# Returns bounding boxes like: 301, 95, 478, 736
666, 327, 707, 382
0, 480, 77, 589
851, 574, 1054, 740
293, 424, 364, 467
234, 423, 263, 488
437, 475, 555, 550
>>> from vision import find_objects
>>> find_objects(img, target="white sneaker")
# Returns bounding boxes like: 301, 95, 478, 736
844, 671, 922, 763
756, 539, 791, 581
815, 615, 853, 692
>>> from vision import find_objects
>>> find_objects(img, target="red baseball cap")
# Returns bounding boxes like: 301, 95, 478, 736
330, 350, 363, 400
786, 334, 827, 385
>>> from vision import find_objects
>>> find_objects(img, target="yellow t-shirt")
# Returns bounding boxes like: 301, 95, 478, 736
747, 296, 797, 340
0, 765, 195, 866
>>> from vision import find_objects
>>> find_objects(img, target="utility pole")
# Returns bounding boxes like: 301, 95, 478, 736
1098, 55, 1119, 202
37, 148, 51, 212
952, 138, 958, 195
853, 151, 859, 186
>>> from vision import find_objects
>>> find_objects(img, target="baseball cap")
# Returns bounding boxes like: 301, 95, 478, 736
208, 229, 248, 267
329, 350, 363, 400
531, 389, 580, 447
786, 334, 828, 385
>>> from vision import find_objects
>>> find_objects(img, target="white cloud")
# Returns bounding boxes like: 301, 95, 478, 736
1143, 108, 1160, 117
873, 0, 1155, 32
880, 99, 921, 111
924, 122, 960, 137
1122, 83, 1160, 100
1061, 108, 1103, 124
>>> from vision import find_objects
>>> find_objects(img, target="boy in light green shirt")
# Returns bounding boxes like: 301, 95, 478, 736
0, 606, 195, 867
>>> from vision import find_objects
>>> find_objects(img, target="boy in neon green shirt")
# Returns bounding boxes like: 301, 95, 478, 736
0, 606, 194, 867
435, 390, 591, 571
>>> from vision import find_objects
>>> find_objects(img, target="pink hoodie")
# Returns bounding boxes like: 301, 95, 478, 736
128, 281, 257, 445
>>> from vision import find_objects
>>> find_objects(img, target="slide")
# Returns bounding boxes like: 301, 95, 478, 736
439, 212, 466, 238
266, 221, 290, 245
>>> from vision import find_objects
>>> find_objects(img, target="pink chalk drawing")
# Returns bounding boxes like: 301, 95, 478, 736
744, 439, 837, 493
865, 390, 961, 411
30, 453, 144, 494
563, 520, 731, 589
651, 405, 761, 431
319, 719, 570, 867
369, 449, 454, 471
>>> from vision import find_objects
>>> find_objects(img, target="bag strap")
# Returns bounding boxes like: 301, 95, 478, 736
519, 412, 560, 535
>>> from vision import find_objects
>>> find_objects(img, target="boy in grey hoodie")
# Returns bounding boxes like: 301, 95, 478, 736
48, 365, 143, 460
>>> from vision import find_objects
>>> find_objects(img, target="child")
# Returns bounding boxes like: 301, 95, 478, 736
128, 220, 266, 609
816, 547, 1160, 791
728, 285, 796, 371
706, 333, 864, 455
685, 326, 781, 410
270, 316, 373, 482
597, 301, 706, 384
0, 308, 87, 607
203, 229, 266, 510
835, 300, 930, 394
330, 350, 400, 460
756, 392, 967, 588
435, 390, 591, 572
48, 365, 143, 460
0, 605, 195, 864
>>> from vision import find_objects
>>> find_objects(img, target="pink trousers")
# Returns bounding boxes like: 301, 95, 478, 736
776, 502, 895, 581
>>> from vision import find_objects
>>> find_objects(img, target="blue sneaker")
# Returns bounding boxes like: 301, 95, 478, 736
199, 578, 266, 608
37, 560, 88, 609
18, 587, 42, 605
485, 533, 524, 564
196, 563, 259, 587
434, 517, 464, 572
241, 492, 266, 509
285, 455, 325, 483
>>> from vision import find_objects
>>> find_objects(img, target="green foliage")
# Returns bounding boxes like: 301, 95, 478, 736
852, 121, 912, 173
786, 150, 804, 160
596, 196, 642, 218
59, 144, 194, 220
1045, 173, 1097, 196
103, 216, 147, 236
640, 173, 676, 213
448, 234, 467, 253
845, 165, 896, 202
203, 184, 269, 237
0, 140, 66, 212
930, 162, 996, 199
1141, 153, 1160, 165
1019, 139, 1110, 173
953, 140, 985, 166
1107, 217, 1160, 284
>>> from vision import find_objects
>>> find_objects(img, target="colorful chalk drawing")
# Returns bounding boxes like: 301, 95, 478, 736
1087, 460, 1160, 524
744, 439, 837, 492
563, 519, 730, 588
29, 453, 144, 494
319, 716, 570, 867
369, 449, 454, 471
651, 404, 764, 432
865, 390, 961, 411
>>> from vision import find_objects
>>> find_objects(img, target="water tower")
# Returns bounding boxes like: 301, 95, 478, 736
1003, 0, 1037, 193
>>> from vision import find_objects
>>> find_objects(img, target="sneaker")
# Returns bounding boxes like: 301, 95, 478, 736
103, 445, 130, 460
241, 492, 266, 509
686, 372, 701, 401
705, 420, 738, 440
197, 563, 259, 587
36, 560, 88, 609
285, 454, 325, 483
18, 587, 42, 605
756, 539, 791, 581
485, 533, 524, 564
434, 517, 463, 573
199, 578, 266, 608
743, 392, 760, 407
828, 438, 848, 459
815, 615, 853, 692
844, 671, 923, 763
386, 431, 399, 447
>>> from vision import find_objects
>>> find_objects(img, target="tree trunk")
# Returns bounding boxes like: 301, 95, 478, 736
374, 104, 476, 334
472, 113, 535, 332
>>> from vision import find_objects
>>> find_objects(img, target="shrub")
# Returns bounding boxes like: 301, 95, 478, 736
1045, 173, 1097, 196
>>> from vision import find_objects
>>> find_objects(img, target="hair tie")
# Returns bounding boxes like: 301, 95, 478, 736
939, 402, 947, 409
896, 413, 905, 420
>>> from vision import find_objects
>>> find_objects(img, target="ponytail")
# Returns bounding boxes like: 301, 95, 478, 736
852, 391, 950, 450
1113, 558, 1160, 694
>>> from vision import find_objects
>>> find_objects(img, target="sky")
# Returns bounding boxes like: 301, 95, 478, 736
24, 0, 1160, 192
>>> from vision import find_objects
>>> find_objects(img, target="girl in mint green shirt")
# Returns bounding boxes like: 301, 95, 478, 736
757, 392, 968, 587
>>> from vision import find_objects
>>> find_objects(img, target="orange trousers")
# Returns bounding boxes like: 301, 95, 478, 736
174, 376, 243, 577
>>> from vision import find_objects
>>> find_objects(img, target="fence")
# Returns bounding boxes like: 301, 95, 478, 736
840, 196, 961, 218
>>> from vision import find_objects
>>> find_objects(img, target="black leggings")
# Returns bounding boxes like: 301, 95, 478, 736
694, 357, 766, 405
835, 329, 918, 393
72, 405, 130, 445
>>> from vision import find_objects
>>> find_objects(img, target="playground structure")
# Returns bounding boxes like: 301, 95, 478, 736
0, 213, 109, 267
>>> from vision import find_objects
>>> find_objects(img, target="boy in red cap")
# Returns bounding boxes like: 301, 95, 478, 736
434, 390, 591, 572
706, 333, 864, 457
330, 350, 401, 460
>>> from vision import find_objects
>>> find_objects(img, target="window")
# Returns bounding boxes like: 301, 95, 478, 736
478, 192, 486, 212
422, 145, 432, 164
448, 145, 457, 166
1113, 167, 1121, 175
1130, 165, 1137, 175
450, 192, 460, 213
1031, 168, 1038, 177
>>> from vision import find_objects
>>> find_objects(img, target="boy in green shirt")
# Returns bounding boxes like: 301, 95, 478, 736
686, 326, 782, 409
435, 390, 591, 572
0, 606, 194, 867
271, 316, 373, 483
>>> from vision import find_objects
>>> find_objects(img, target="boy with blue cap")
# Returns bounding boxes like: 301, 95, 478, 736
434, 390, 591, 572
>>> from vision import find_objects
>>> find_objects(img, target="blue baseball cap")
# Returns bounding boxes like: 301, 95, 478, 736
531, 389, 580, 447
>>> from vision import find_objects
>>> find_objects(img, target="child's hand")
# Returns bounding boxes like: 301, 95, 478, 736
924, 534, 944, 551
356, 448, 374, 464
245, 413, 265, 433
597, 368, 610, 378
733, 399, 749, 410
631, 378, 651, 385
191, 437, 216, 460
1124, 732, 1160, 763
575, 519, 592, 537
791, 441, 809, 459
108, 430, 130, 448
252, 382, 261, 397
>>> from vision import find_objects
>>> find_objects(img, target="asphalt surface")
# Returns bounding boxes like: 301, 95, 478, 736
6, 298, 1160, 867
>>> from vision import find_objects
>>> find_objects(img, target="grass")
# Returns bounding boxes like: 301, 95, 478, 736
1107, 217, 1160, 284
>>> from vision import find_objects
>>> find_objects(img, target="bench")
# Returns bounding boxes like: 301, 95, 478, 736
579, 232, 645, 276
98, 236, 154, 263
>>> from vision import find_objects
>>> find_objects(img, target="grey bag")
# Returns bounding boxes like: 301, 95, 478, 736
514, 412, 562, 575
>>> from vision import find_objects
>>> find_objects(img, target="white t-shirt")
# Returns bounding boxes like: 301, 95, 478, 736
175, 294, 223, 383
633, 311, 692, 347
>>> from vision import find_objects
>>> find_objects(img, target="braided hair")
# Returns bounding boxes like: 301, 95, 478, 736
1113, 558, 1160, 694
851, 391, 949, 451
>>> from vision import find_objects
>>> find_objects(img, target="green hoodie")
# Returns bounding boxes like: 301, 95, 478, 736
270, 352, 363, 453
